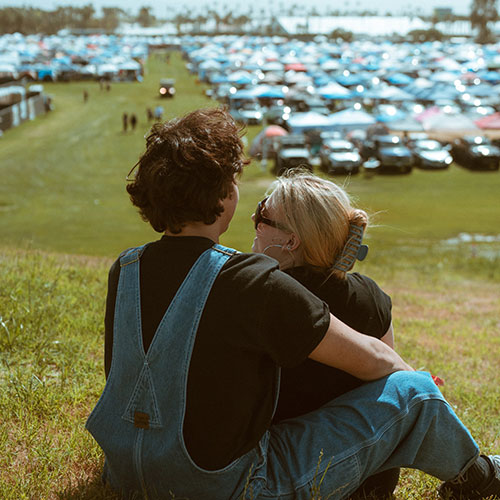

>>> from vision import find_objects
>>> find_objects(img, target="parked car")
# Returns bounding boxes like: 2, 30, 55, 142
451, 136, 500, 171
408, 139, 453, 170
159, 78, 176, 98
371, 135, 413, 174
273, 135, 312, 175
319, 139, 362, 175
229, 102, 264, 125
264, 105, 292, 128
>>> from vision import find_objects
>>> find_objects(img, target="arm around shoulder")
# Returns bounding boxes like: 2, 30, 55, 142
308, 314, 413, 381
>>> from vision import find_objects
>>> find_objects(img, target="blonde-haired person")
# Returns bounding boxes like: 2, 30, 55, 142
252, 169, 398, 498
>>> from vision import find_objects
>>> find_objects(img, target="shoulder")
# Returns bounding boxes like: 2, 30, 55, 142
345, 273, 392, 327
220, 254, 329, 322
221, 253, 314, 295
346, 273, 387, 297
108, 244, 149, 286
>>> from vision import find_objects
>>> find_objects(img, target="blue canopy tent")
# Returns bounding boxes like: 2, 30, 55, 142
227, 72, 257, 85
409, 84, 460, 102
250, 85, 285, 99
386, 73, 414, 86
463, 84, 497, 97
230, 89, 258, 100
363, 86, 415, 101
210, 74, 230, 84
375, 106, 408, 122
478, 71, 500, 83
335, 74, 364, 87
317, 82, 352, 100
287, 112, 337, 134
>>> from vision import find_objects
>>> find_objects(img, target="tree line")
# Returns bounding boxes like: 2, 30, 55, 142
0, 5, 154, 34
0, 0, 497, 44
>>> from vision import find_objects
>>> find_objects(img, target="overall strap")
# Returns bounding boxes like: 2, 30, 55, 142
119, 244, 149, 268
144, 243, 238, 361
120, 244, 238, 430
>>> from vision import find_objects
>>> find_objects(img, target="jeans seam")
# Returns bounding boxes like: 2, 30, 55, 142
292, 392, 446, 492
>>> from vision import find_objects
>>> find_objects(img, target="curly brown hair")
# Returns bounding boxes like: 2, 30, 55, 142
126, 107, 248, 233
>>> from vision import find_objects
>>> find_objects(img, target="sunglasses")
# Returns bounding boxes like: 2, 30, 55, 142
254, 197, 289, 231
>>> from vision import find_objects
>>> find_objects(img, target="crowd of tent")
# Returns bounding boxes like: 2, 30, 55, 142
183, 36, 500, 136
0, 32, 146, 83
4, 32, 500, 169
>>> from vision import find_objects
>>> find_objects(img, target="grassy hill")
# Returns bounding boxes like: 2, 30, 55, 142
0, 51, 499, 499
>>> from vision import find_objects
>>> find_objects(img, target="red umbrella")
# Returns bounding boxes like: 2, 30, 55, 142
249, 126, 288, 157
285, 62, 307, 72
475, 112, 500, 129
264, 125, 288, 137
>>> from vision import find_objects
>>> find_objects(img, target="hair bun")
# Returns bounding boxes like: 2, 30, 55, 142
349, 208, 368, 229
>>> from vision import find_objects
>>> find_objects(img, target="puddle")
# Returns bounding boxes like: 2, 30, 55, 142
443, 233, 500, 245
441, 233, 500, 259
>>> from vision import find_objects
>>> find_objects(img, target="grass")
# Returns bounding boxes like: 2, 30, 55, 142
0, 50, 499, 499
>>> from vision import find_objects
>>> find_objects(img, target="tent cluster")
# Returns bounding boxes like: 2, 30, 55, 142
0, 32, 146, 83
183, 36, 500, 135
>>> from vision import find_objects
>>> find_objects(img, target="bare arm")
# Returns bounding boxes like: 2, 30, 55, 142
308, 314, 413, 381
380, 322, 395, 349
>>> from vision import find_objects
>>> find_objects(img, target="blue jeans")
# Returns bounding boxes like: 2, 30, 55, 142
246, 371, 479, 500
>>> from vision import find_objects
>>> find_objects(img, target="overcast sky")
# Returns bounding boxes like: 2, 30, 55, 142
0, 0, 473, 17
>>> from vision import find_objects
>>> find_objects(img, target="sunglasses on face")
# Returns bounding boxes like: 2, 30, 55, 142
254, 197, 289, 231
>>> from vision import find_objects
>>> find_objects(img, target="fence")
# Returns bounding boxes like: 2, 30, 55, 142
0, 93, 49, 132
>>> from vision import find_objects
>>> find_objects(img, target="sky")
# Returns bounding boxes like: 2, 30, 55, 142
0, 0, 473, 17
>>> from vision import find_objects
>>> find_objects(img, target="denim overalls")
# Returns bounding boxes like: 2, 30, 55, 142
87, 243, 481, 500
86, 244, 268, 499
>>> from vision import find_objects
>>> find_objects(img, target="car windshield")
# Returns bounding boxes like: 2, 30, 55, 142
416, 140, 442, 150
241, 102, 260, 110
471, 145, 494, 154
378, 137, 401, 147
326, 140, 354, 152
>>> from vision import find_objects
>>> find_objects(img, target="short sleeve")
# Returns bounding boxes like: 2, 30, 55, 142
257, 267, 331, 367
347, 273, 392, 338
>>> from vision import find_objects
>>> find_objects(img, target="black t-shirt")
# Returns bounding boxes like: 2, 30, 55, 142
273, 266, 392, 423
104, 236, 330, 470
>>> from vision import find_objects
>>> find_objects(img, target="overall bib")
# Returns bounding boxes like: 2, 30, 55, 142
86, 244, 268, 499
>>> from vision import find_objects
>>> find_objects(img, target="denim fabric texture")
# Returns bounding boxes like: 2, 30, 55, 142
86, 244, 267, 499
251, 371, 480, 499
86, 244, 480, 500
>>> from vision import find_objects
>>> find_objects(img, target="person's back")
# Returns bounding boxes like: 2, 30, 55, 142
88, 243, 270, 498
275, 269, 391, 422
101, 236, 328, 474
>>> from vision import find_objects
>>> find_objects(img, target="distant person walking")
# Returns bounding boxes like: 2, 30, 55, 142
154, 105, 164, 121
130, 114, 137, 131
122, 113, 128, 133
146, 107, 154, 122
83, 90, 89, 103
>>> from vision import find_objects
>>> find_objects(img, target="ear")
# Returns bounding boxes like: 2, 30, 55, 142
286, 234, 301, 251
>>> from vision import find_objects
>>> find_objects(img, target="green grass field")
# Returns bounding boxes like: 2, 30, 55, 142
0, 51, 499, 499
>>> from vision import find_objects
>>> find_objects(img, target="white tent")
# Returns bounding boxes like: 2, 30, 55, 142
421, 112, 479, 131
328, 109, 376, 131
287, 112, 336, 133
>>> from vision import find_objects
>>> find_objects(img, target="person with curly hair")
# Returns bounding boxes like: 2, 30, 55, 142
87, 107, 499, 500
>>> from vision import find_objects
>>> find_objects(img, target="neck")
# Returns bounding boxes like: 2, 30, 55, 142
164, 221, 221, 243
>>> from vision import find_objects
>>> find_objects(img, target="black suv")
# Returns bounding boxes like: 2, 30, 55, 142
273, 135, 313, 176
159, 78, 176, 98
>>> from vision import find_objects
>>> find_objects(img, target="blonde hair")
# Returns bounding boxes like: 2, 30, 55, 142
267, 169, 368, 279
